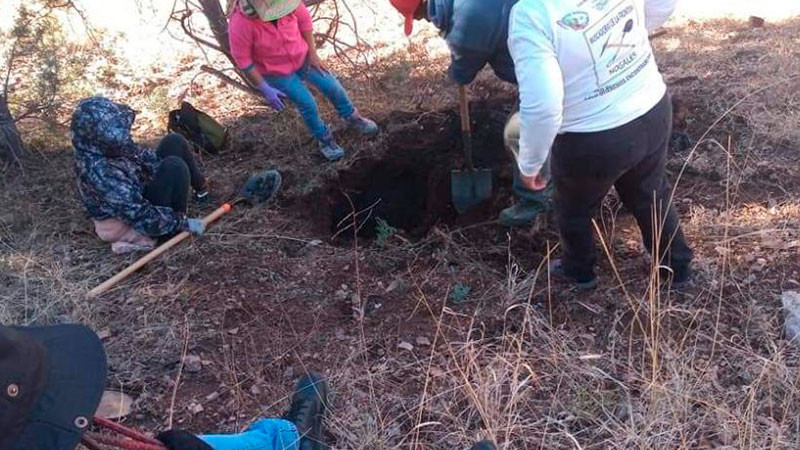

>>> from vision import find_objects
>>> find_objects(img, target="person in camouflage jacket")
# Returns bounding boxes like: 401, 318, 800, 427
72, 96, 209, 250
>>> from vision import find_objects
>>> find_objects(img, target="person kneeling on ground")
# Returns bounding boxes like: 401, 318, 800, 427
508, 0, 693, 289
72, 96, 210, 254
228, 0, 379, 162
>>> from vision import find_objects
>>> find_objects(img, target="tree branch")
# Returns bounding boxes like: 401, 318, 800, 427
200, 65, 262, 100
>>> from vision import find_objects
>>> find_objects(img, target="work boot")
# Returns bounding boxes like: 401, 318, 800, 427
499, 202, 547, 227
550, 259, 598, 291
318, 131, 345, 162
470, 440, 498, 450
240, 169, 282, 204
346, 112, 379, 136
284, 372, 329, 450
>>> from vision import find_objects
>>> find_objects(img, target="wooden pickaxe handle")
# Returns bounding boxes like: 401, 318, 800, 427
87, 203, 233, 298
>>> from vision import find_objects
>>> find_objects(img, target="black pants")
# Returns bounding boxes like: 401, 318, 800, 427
143, 134, 205, 213
552, 94, 693, 280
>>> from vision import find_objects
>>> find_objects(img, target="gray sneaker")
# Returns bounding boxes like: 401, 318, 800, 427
346, 113, 379, 136
318, 132, 345, 162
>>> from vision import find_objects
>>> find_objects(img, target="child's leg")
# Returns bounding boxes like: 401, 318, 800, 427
301, 66, 356, 119
265, 72, 329, 140
143, 156, 191, 214
199, 418, 300, 450
155, 133, 207, 193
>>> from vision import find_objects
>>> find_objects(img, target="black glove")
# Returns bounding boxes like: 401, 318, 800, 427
157, 430, 213, 450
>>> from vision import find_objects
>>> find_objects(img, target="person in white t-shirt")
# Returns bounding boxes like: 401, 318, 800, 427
508, 0, 693, 289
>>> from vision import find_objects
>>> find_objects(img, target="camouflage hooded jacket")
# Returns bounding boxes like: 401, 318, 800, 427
72, 96, 187, 237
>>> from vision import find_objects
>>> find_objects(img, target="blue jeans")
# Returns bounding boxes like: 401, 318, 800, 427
199, 418, 300, 450
265, 63, 356, 140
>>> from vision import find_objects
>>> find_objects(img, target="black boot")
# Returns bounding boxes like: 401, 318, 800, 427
470, 440, 498, 450
284, 372, 329, 450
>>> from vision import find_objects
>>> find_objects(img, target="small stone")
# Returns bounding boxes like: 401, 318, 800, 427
187, 402, 204, 415
250, 384, 262, 395
227, 328, 239, 335
183, 355, 203, 373
749, 16, 765, 28
429, 367, 445, 377
205, 391, 220, 402
163, 375, 176, 388
415, 336, 431, 346
385, 279, 401, 293
95, 391, 134, 419
96, 328, 112, 340
398, 341, 414, 352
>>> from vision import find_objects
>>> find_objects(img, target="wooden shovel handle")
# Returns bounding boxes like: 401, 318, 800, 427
87, 203, 233, 298
458, 85, 475, 171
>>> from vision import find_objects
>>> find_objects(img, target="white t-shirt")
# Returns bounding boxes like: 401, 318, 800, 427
508, 0, 677, 176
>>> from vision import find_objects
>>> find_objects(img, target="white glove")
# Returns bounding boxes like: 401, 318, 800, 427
186, 218, 206, 236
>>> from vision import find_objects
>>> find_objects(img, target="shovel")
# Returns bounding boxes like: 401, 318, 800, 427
87, 170, 282, 298
451, 85, 493, 214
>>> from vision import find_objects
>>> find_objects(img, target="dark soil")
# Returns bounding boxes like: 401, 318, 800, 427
327, 100, 515, 240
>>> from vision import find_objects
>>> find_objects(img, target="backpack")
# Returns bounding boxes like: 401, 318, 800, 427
167, 102, 228, 155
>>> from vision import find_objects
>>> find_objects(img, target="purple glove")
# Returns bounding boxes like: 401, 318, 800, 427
258, 80, 286, 111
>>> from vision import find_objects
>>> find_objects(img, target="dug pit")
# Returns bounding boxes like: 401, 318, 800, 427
328, 100, 516, 240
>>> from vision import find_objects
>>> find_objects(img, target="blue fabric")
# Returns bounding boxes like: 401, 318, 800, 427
264, 63, 356, 140
428, 0, 518, 84
199, 419, 300, 450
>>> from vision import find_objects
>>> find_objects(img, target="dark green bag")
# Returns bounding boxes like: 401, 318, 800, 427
167, 102, 228, 155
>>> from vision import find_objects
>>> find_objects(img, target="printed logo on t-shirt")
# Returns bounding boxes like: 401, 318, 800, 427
557, 11, 590, 31
581, 0, 651, 97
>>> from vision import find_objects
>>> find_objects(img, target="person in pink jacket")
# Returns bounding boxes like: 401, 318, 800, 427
228, 0, 379, 161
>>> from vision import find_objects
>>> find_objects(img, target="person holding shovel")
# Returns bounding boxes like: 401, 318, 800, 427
508, 0, 692, 288
228, 0, 379, 162
72, 96, 212, 254
388, 0, 552, 228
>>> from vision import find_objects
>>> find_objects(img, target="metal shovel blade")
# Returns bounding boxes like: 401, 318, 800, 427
239, 169, 283, 205
451, 168, 493, 214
